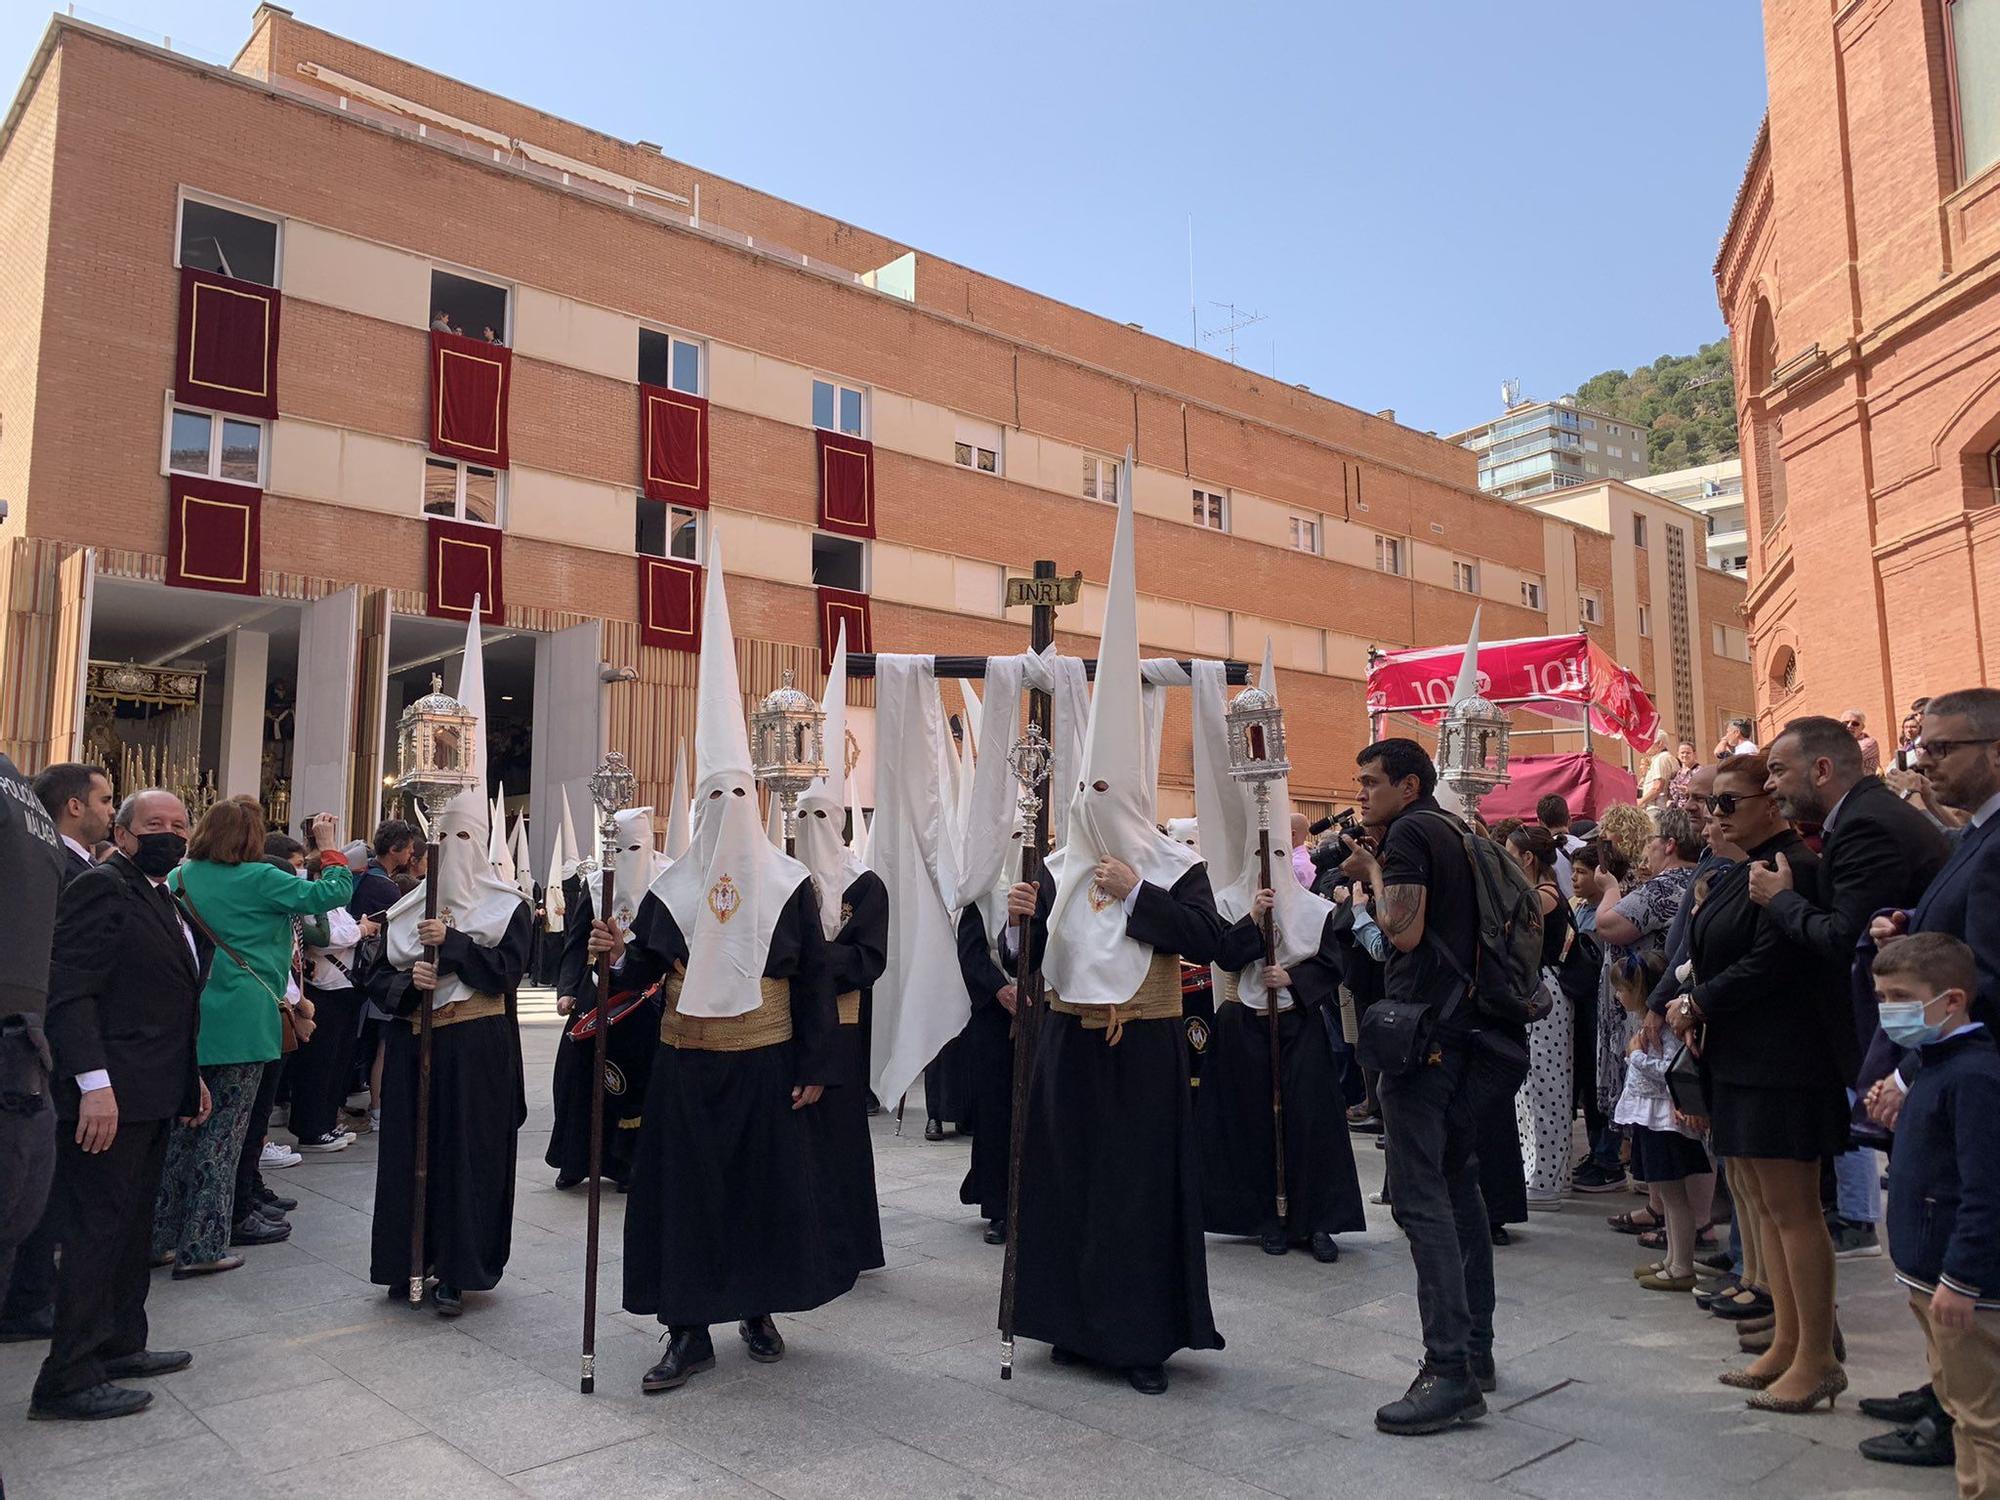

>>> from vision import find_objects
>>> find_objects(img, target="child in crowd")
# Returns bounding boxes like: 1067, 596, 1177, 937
1875, 932, 2000, 1500
1613, 950, 1714, 1292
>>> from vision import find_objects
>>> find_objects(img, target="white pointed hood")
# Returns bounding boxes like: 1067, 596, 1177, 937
509, 812, 533, 903
489, 782, 514, 879
1164, 818, 1200, 853
594, 805, 666, 926
386, 597, 526, 1005
846, 773, 869, 865
645, 530, 810, 1018
1043, 468, 1200, 1005
663, 741, 691, 860
1214, 640, 1334, 1012
543, 803, 569, 933
1452, 607, 1485, 707
796, 623, 866, 938
557, 791, 584, 882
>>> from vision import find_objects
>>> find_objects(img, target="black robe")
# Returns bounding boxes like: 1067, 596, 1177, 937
813, 871, 887, 1277
619, 879, 854, 1328
1199, 911, 1366, 1242
955, 905, 1016, 1222
365, 903, 532, 1293
545, 884, 664, 1186
1012, 862, 1227, 1369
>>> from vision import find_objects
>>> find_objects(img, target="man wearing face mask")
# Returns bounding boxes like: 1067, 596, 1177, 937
31, 790, 214, 1421
597, 533, 847, 1395
547, 804, 668, 1190
1004, 485, 1227, 1396
365, 605, 533, 1319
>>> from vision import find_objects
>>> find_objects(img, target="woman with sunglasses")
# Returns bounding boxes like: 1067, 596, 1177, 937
1670, 755, 1849, 1413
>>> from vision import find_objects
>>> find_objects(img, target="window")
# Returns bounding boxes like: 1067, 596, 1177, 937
1521, 578, 1545, 610
1607, 445, 1623, 460
177, 197, 278, 286
1452, 558, 1479, 593
638, 329, 703, 395
1082, 454, 1119, 503
812, 378, 866, 437
1374, 535, 1403, 576
1580, 589, 1602, 624
812, 532, 868, 590
165, 405, 263, 485
636, 500, 701, 560
1952, 0, 2000, 179
1582, 417, 1596, 431
1288, 515, 1319, 553
423, 456, 503, 526
1192, 488, 1228, 531
429, 269, 509, 343
1632, 513, 1649, 548
1638, 604, 1652, 637
953, 416, 1002, 476
1585, 439, 1599, 453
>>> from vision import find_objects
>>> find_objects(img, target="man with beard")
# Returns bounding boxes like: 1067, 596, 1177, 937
598, 531, 849, 1394
1003, 483, 1225, 1395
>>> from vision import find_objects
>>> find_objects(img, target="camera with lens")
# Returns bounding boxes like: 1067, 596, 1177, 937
1308, 808, 1364, 872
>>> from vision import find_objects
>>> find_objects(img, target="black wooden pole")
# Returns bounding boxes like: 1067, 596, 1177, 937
580, 865, 614, 1393
410, 838, 441, 1308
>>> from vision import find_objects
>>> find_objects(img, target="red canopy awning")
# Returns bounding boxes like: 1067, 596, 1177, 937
1473, 753, 1640, 823
1366, 631, 1662, 753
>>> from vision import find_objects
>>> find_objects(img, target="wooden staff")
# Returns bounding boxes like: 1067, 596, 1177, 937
1255, 803, 1288, 1228
996, 776, 1044, 1380
410, 837, 441, 1308
580, 865, 615, 1392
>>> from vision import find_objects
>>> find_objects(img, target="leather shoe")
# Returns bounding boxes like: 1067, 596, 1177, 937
433, 1284, 463, 1318
1126, 1363, 1168, 1394
0, 1305, 55, 1342
641, 1327, 715, 1393
1860, 1385, 1941, 1425
1375, 1365, 1488, 1435
231, 1216, 290, 1247
1261, 1230, 1289, 1256
1859, 1415, 1956, 1467
102, 1350, 192, 1379
257, 1186, 299, 1213
554, 1173, 583, 1190
28, 1382, 152, 1421
171, 1255, 244, 1279
1711, 1290, 1774, 1321
983, 1218, 1007, 1245
923, 1119, 944, 1142
1470, 1350, 1496, 1394
1309, 1233, 1340, 1264
739, 1314, 785, 1362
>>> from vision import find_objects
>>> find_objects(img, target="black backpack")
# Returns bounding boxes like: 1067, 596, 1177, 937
1411, 809, 1547, 1025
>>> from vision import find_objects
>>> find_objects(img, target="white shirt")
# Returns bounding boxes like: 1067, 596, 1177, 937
1731, 740, 1760, 756
78, 866, 197, 1097
60, 834, 92, 866
1972, 790, 2000, 829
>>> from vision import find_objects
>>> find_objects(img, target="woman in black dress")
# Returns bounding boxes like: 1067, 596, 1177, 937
1669, 754, 1849, 1413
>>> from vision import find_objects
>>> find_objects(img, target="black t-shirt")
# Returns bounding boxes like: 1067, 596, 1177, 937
0, 752, 65, 1025
1378, 797, 1478, 1026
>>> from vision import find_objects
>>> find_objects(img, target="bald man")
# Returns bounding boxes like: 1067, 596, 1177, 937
1290, 813, 1314, 889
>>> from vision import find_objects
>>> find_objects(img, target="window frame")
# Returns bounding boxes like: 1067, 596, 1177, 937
428, 264, 513, 344
1947, 0, 2000, 184
1579, 589, 1603, 625
952, 415, 1004, 477
812, 377, 868, 438
811, 531, 871, 592
1082, 454, 1120, 504
161, 397, 266, 488
1638, 604, 1652, 637
638, 326, 706, 396
1373, 534, 1404, 577
635, 497, 704, 561
1521, 578, 1545, 610
422, 455, 507, 528
1632, 513, 1649, 548
1192, 486, 1230, 532
1451, 558, 1480, 594
173, 189, 283, 288
1288, 514, 1320, 554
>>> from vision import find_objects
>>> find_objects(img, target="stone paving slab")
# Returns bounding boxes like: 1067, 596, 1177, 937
0, 991, 1951, 1499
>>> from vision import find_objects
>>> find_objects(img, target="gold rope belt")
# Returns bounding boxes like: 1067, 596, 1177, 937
408, 992, 505, 1032
1213, 970, 1295, 1012
1046, 954, 1183, 1046
659, 966, 793, 1052
836, 990, 861, 1026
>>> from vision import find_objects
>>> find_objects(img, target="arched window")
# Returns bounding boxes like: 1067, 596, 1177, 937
1746, 301, 1789, 535
1768, 644, 1799, 698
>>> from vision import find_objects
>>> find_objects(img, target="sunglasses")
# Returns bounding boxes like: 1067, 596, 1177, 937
1916, 737, 1999, 762
1696, 789, 1771, 816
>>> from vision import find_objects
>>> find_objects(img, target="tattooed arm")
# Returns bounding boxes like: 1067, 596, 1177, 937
1339, 837, 1428, 953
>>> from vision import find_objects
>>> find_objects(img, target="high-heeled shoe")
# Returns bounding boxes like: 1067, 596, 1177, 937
1718, 1368, 1776, 1391
1746, 1367, 1849, 1414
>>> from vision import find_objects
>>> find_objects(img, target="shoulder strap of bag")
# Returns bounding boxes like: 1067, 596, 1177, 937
178, 887, 287, 1007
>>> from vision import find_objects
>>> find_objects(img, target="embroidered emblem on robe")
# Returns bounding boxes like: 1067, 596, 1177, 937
707, 873, 741, 924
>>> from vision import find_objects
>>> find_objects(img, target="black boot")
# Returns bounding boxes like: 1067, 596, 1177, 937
739, 1314, 786, 1363
1126, 1363, 1168, 1394
1859, 1414, 1956, 1468
983, 1218, 1007, 1245
923, 1119, 944, 1142
1374, 1365, 1488, 1435
1309, 1233, 1340, 1264
642, 1327, 716, 1392
1260, 1230, 1289, 1256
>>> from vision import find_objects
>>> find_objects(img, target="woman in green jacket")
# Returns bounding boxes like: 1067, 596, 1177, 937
154, 798, 354, 1276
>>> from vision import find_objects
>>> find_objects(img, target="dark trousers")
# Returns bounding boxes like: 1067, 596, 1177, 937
0, 1098, 55, 1310
288, 983, 365, 1141
233, 1058, 283, 1216
1570, 985, 1612, 1163
1, 1191, 57, 1329
1377, 1034, 1525, 1377
35, 1118, 171, 1398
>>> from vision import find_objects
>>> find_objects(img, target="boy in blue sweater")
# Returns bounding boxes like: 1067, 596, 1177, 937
1874, 932, 2000, 1500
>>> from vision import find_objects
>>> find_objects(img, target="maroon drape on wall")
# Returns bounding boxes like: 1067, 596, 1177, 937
426, 517, 505, 621
429, 329, 511, 468
638, 556, 703, 652
166, 476, 262, 597
817, 586, 871, 671
816, 430, 875, 538
641, 386, 709, 506
175, 267, 280, 420
1476, 753, 1641, 823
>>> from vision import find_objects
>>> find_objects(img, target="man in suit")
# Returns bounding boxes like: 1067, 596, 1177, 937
30, 789, 213, 1422
0, 763, 116, 1344
1752, 715, 1950, 1257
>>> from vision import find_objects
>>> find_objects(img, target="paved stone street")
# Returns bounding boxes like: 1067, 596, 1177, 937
0, 992, 1948, 1499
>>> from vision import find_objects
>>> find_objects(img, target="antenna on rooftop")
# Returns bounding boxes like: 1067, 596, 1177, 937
1201, 302, 1268, 366
1500, 377, 1522, 409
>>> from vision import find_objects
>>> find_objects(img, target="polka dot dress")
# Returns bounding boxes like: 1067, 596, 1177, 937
1515, 976, 1574, 1201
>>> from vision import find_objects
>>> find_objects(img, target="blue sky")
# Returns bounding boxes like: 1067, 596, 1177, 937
5, 2, 1767, 436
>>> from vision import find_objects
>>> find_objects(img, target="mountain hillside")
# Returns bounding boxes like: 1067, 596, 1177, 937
1572, 339, 1737, 473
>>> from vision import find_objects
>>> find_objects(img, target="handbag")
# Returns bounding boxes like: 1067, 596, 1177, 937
178, 888, 298, 1051
1665, 1030, 1708, 1117
1355, 997, 1435, 1076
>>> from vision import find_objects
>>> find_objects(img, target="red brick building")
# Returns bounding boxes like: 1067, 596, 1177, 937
0, 9, 1745, 855
1718, 0, 2000, 738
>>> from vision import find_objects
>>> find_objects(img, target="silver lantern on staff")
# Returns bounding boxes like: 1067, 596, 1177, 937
1436, 688, 1511, 822
393, 673, 480, 824
1224, 678, 1290, 823
586, 751, 639, 931
750, 668, 826, 851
